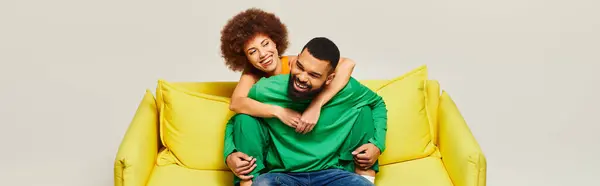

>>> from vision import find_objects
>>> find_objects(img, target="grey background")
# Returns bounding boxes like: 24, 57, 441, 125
1, 0, 599, 185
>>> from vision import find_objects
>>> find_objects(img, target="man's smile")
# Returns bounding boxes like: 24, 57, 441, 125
293, 78, 309, 92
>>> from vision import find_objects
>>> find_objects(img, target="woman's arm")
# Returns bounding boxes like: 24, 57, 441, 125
286, 55, 356, 106
296, 57, 356, 134
229, 71, 280, 118
312, 57, 356, 107
229, 70, 302, 129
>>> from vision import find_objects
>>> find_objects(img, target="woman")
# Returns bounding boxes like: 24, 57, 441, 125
220, 8, 375, 185
220, 8, 357, 134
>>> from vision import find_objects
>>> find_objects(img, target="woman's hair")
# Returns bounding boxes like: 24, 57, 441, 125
220, 8, 289, 72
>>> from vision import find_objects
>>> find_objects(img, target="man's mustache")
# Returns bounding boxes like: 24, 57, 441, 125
294, 76, 311, 90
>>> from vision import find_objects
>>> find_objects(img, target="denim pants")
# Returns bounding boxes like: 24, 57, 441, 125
251, 169, 374, 186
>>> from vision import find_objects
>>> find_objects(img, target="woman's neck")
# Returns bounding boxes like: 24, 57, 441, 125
267, 57, 283, 76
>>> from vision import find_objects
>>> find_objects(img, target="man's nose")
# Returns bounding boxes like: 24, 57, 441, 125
298, 74, 309, 82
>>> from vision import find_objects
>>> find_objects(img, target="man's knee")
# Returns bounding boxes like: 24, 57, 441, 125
231, 113, 270, 153
232, 114, 263, 130
356, 106, 375, 130
358, 106, 373, 116
348, 174, 375, 186
252, 173, 277, 186
326, 169, 374, 186
232, 114, 260, 124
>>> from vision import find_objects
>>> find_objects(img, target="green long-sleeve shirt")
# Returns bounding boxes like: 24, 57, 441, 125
224, 74, 387, 173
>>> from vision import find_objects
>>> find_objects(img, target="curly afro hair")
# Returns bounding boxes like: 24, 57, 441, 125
220, 8, 289, 72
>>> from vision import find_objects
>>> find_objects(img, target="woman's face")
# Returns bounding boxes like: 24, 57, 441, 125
244, 33, 280, 74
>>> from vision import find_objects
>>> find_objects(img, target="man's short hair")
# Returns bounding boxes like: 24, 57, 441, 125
301, 37, 340, 72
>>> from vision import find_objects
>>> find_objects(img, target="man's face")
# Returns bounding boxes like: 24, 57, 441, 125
287, 48, 335, 100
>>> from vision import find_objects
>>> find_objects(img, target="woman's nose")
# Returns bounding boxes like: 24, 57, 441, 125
258, 49, 267, 58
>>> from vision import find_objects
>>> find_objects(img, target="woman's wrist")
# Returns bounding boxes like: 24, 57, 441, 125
307, 101, 324, 111
310, 97, 327, 108
269, 105, 283, 118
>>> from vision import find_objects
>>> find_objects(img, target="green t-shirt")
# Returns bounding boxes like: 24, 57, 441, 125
247, 74, 387, 173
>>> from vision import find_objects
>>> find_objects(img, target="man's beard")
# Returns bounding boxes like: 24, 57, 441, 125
287, 74, 323, 101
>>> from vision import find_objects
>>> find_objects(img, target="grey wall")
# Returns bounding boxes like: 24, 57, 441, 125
1, 0, 598, 185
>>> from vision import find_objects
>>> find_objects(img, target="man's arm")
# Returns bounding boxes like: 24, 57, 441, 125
332, 78, 388, 153
308, 58, 356, 107
367, 95, 387, 153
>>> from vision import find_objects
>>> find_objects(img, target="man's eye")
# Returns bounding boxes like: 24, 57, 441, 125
263, 42, 269, 46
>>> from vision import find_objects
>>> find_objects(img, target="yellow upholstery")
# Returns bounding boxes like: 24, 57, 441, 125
146, 163, 233, 186
114, 90, 159, 186
156, 80, 234, 170
373, 66, 436, 165
425, 80, 441, 145
438, 91, 487, 186
376, 157, 453, 186
114, 65, 486, 186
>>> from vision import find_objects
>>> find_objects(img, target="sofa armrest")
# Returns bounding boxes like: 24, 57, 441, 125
114, 90, 160, 186
438, 91, 487, 186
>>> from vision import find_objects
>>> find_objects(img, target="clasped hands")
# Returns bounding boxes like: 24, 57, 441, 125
274, 105, 320, 134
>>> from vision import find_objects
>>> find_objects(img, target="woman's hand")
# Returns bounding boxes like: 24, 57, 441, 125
274, 106, 301, 129
297, 105, 322, 134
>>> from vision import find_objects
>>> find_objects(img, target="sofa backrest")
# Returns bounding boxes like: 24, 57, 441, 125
158, 65, 445, 169
170, 78, 441, 148
171, 80, 391, 98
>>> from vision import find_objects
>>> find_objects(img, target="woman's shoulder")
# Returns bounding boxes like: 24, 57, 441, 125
279, 55, 294, 74
280, 55, 290, 63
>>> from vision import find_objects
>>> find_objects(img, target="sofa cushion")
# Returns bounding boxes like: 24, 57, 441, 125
376, 157, 453, 186
146, 164, 233, 186
425, 80, 441, 145
156, 79, 234, 170
374, 65, 436, 165
114, 90, 160, 186
173, 82, 238, 98
359, 80, 390, 91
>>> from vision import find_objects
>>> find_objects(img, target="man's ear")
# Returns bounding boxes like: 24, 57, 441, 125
325, 73, 336, 85
289, 56, 296, 67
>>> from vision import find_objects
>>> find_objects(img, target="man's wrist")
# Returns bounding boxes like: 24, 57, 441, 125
368, 141, 382, 154
226, 150, 238, 161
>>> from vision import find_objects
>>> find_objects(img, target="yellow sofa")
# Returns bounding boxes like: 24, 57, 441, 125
114, 66, 486, 186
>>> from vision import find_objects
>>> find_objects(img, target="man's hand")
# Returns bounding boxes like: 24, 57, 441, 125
352, 143, 381, 169
226, 152, 256, 180
297, 105, 321, 134
274, 106, 301, 129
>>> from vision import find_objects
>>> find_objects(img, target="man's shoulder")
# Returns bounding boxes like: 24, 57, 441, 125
254, 74, 289, 88
341, 76, 366, 92
250, 74, 289, 101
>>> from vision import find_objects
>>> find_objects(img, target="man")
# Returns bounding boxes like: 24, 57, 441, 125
223, 37, 388, 186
